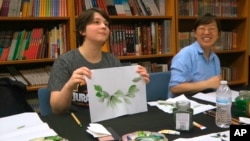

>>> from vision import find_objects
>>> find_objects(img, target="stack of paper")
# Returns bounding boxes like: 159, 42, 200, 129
173, 130, 229, 141
86, 123, 111, 138
148, 94, 215, 115
0, 112, 57, 141
192, 90, 239, 103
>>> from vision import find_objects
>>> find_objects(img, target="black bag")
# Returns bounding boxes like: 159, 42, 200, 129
0, 77, 34, 117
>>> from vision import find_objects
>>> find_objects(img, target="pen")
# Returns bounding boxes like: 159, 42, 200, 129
193, 121, 207, 130
71, 112, 83, 127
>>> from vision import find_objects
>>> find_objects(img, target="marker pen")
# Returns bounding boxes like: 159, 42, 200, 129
193, 121, 206, 130
158, 129, 180, 135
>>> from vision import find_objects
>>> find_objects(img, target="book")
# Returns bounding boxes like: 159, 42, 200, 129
6, 31, 18, 60
19, 67, 50, 85
154, 0, 165, 16
121, 0, 132, 16
24, 28, 44, 59
0, 47, 9, 60
15, 0, 22, 16
12, 30, 25, 60
8, 0, 19, 16
141, 0, 160, 16
0, 30, 13, 60
0, 30, 12, 61
6, 66, 28, 85
21, 0, 29, 17
17, 30, 29, 60
114, 1, 126, 16
27, 0, 34, 17
0, 0, 4, 11
96, 0, 108, 14
135, 0, 147, 16
105, 0, 117, 15
128, 0, 139, 16
0, 0, 10, 16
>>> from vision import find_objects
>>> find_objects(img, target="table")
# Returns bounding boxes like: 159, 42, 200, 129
40, 98, 229, 141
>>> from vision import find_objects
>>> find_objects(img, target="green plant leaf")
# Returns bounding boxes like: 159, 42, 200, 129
96, 92, 102, 97
102, 91, 110, 98
112, 95, 122, 103
114, 90, 124, 96
126, 93, 135, 98
128, 85, 139, 93
132, 76, 142, 82
108, 96, 117, 108
94, 83, 140, 108
123, 97, 131, 104
94, 85, 102, 92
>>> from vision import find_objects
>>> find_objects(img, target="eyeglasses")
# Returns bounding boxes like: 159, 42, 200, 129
197, 26, 218, 33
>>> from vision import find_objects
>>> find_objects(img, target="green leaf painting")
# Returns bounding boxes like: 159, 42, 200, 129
94, 76, 142, 108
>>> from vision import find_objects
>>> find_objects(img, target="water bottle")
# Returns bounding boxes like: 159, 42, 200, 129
215, 80, 232, 128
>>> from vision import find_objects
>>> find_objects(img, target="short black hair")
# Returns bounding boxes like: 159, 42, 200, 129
193, 13, 221, 32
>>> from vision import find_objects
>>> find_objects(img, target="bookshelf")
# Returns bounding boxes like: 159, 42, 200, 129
0, 0, 76, 91
73, 0, 176, 72
176, 0, 249, 87
0, 0, 248, 92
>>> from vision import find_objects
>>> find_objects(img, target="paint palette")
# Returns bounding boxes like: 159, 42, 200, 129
121, 131, 168, 141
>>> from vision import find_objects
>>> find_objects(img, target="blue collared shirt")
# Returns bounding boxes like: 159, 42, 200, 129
168, 41, 221, 98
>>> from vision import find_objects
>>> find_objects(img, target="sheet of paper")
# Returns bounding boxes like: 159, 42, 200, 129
86, 123, 111, 138
192, 90, 239, 103
173, 130, 229, 141
85, 66, 148, 122
0, 112, 57, 141
148, 94, 215, 115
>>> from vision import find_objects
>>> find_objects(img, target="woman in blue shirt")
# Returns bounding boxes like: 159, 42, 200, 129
169, 13, 222, 98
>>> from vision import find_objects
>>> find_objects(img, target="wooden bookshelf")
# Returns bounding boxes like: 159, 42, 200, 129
176, 0, 249, 87
0, 0, 248, 91
0, 0, 75, 91
73, 0, 176, 71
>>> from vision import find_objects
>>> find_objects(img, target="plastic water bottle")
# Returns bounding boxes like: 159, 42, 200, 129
215, 80, 232, 128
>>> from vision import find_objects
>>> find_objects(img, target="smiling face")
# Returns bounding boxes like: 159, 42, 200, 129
192, 13, 221, 51
193, 21, 220, 49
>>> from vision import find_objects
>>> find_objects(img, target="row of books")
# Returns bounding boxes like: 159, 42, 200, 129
0, 0, 68, 17
109, 20, 171, 57
1, 66, 51, 86
178, 31, 237, 50
178, 0, 238, 17
122, 61, 169, 73
221, 67, 236, 81
74, 0, 165, 16
0, 23, 69, 61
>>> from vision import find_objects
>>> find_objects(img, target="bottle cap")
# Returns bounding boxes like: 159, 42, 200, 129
220, 80, 227, 84
176, 100, 191, 108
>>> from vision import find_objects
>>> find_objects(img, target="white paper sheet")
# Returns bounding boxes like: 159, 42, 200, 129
148, 94, 215, 115
85, 66, 148, 122
192, 90, 239, 103
173, 130, 229, 141
86, 123, 111, 138
0, 112, 57, 141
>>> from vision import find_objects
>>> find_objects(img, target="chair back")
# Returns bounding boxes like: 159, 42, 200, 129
146, 71, 171, 101
38, 87, 52, 116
